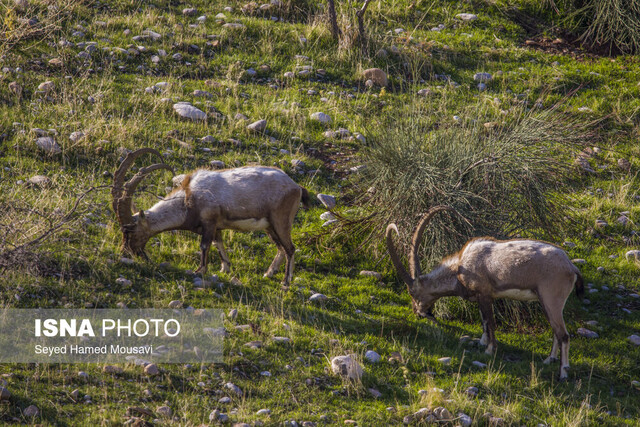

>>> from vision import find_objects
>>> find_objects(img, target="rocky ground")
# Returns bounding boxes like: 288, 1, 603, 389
1, 0, 640, 425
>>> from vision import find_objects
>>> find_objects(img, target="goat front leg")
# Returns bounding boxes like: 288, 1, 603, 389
478, 297, 497, 355
195, 228, 215, 275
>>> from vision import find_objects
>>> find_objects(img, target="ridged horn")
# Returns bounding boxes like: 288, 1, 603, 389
409, 206, 455, 279
112, 148, 167, 226
386, 223, 413, 287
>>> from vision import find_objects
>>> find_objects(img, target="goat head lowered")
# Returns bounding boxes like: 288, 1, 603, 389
112, 148, 310, 284
386, 206, 584, 380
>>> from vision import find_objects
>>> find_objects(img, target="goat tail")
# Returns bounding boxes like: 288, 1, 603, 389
574, 272, 585, 299
300, 186, 311, 210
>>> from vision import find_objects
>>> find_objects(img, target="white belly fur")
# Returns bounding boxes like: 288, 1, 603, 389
227, 218, 269, 231
493, 289, 538, 301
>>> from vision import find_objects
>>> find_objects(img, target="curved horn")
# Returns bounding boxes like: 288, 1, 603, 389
117, 163, 174, 222
409, 206, 455, 279
386, 223, 413, 287
112, 148, 166, 225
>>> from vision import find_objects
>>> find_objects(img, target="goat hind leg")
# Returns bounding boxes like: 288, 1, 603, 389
478, 298, 497, 354
214, 230, 231, 273
543, 335, 559, 364
195, 228, 215, 274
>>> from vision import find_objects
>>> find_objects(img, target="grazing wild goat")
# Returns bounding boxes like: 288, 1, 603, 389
112, 148, 309, 284
386, 206, 584, 380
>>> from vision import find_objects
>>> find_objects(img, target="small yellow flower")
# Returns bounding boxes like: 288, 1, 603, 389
380, 87, 387, 97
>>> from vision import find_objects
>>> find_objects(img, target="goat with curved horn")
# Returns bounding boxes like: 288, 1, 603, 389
386, 206, 584, 380
111, 148, 310, 285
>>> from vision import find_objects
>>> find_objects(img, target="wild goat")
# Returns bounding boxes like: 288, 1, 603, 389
386, 206, 584, 380
111, 148, 309, 284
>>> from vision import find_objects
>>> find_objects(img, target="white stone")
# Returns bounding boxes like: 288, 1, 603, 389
628, 335, 640, 346
473, 72, 493, 81
156, 406, 172, 417
24, 405, 39, 417
456, 13, 478, 21
225, 382, 242, 396
38, 80, 55, 92
472, 360, 487, 369
438, 357, 451, 365
331, 355, 363, 380
364, 350, 381, 363
69, 131, 85, 142
577, 328, 598, 339
144, 363, 159, 375
316, 193, 336, 209
168, 300, 183, 309
458, 413, 473, 427
223, 23, 245, 29
310, 112, 331, 124
309, 293, 328, 303
173, 102, 206, 120
36, 136, 61, 154
257, 409, 271, 415
247, 119, 267, 132
625, 250, 640, 262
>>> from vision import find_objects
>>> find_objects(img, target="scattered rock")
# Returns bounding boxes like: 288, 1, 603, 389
417, 88, 432, 96
364, 350, 381, 363
225, 382, 243, 396
28, 175, 50, 187
182, 7, 197, 16
403, 408, 435, 424
472, 360, 487, 369
465, 386, 478, 397
36, 136, 61, 154
473, 72, 492, 81
368, 388, 382, 398
572, 259, 586, 265
24, 405, 39, 417
0, 387, 10, 401
456, 13, 478, 21
272, 336, 292, 344
9, 81, 23, 96
103, 365, 123, 374
38, 80, 55, 92
156, 405, 172, 418
173, 102, 207, 121
223, 23, 246, 29
257, 409, 271, 416
115, 277, 132, 287
458, 413, 473, 427
310, 112, 331, 124
144, 363, 159, 376
577, 328, 598, 339
309, 293, 328, 303
433, 407, 452, 420
245, 340, 263, 349
360, 270, 382, 280
618, 158, 631, 172
628, 335, 640, 346
438, 357, 451, 365
316, 194, 336, 209
595, 219, 608, 228
362, 68, 388, 87
69, 131, 85, 143
625, 250, 640, 262
247, 119, 267, 132
331, 355, 363, 380
168, 300, 182, 309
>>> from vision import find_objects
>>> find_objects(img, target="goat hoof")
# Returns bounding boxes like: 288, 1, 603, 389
543, 357, 558, 365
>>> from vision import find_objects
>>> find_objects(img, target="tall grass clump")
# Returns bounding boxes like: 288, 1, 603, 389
345, 101, 594, 321
351, 102, 594, 270
555, 0, 640, 54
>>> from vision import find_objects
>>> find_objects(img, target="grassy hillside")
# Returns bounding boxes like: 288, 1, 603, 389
1, 0, 639, 425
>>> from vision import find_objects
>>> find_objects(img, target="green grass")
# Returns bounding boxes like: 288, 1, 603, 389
0, 0, 639, 425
